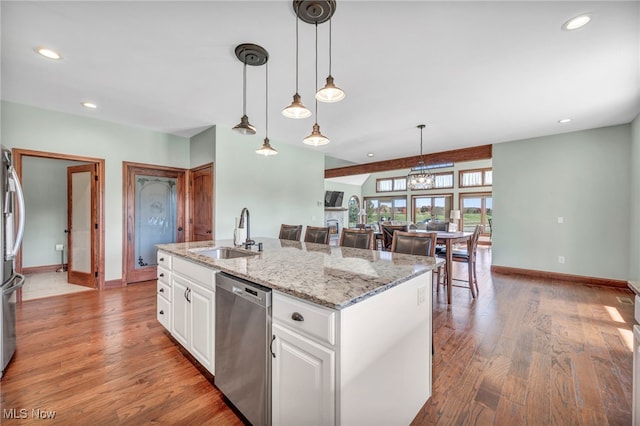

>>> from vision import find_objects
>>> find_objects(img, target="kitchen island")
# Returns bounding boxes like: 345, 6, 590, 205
156, 238, 442, 426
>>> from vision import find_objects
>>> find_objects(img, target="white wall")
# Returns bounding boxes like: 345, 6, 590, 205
214, 127, 325, 240
492, 124, 631, 281
630, 114, 640, 280
1, 101, 190, 281
22, 157, 87, 267
190, 125, 215, 167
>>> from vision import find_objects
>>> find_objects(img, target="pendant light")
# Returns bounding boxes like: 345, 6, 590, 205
315, 18, 345, 103
303, 23, 330, 146
407, 124, 435, 190
233, 44, 268, 135
256, 62, 278, 156
282, 13, 312, 119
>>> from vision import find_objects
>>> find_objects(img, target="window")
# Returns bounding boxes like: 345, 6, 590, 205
459, 192, 492, 234
412, 194, 453, 223
459, 168, 492, 188
376, 177, 407, 192
433, 172, 453, 189
364, 197, 407, 222
347, 195, 360, 228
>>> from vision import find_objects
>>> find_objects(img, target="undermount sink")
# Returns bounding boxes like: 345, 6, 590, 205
191, 247, 258, 260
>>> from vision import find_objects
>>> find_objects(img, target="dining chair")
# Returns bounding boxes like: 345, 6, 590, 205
303, 226, 330, 244
339, 228, 374, 250
391, 230, 444, 291
279, 224, 302, 241
380, 224, 406, 251
438, 224, 481, 298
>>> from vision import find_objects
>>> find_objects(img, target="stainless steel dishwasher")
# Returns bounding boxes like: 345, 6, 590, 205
215, 272, 272, 426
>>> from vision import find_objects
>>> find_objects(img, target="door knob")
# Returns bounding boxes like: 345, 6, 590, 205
178, 227, 184, 232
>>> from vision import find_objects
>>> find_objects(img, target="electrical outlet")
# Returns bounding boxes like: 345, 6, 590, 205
55, 244, 64, 251
557, 217, 564, 224
417, 286, 426, 305
558, 256, 565, 264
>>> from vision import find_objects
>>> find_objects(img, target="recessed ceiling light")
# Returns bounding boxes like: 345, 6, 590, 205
81, 102, 97, 109
35, 47, 62, 60
558, 118, 572, 124
367, 153, 375, 157
562, 14, 591, 31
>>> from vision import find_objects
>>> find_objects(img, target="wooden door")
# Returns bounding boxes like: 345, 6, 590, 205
190, 163, 213, 241
67, 164, 97, 288
123, 163, 186, 284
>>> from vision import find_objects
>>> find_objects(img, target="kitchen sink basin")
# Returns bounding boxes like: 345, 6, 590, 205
191, 247, 258, 260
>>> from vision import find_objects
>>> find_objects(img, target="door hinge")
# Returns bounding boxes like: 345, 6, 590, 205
95, 271, 98, 278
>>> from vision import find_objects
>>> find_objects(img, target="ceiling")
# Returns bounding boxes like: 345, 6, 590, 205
2, 1, 639, 167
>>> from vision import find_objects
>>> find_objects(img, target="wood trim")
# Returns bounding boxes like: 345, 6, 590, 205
188, 163, 214, 242
12, 148, 106, 292
22, 264, 67, 274
325, 145, 492, 178
491, 265, 628, 288
104, 279, 124, 289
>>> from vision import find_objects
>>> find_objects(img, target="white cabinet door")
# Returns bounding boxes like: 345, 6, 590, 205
189, 282, 215, 374
272, 323, 335, 426
171, 275, 190, 347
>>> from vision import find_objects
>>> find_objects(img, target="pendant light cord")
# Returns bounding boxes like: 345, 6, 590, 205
265, 62, 269, 137
295, 15, 299, 93
242, 61, 247, 115
328, 18, 332, 75
314, 22, 319, 120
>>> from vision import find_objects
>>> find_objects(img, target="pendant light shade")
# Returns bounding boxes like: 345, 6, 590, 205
315, 19, 345, 103
303, 123, 330, 146
233, 44, 268, 135
407, 124, 435, 190
256, 61, 278, 156
282, 11, 311, 119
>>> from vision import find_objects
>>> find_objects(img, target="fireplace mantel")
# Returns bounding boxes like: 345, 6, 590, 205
324, 207, 348, 211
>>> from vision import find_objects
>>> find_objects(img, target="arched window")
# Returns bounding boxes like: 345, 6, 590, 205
348, 195, 360, 228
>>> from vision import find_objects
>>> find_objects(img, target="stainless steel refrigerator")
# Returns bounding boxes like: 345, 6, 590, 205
0, 146, 25, 379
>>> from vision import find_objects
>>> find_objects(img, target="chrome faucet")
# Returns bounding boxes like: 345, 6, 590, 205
238, 207, 255, 248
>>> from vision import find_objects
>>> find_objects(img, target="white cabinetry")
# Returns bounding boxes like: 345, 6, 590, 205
156, 250, 216, 375
271, 272, 432, 426
272, 296, 336, 426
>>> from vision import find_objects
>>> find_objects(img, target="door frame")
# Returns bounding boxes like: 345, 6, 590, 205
189, 162, 214, 242
13, 149, 106, 291
122, 162, 186, 285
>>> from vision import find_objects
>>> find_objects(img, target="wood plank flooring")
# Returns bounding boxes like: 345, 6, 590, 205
1, 248, 634, 425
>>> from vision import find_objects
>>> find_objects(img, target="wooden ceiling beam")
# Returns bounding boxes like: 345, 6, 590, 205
324, 145, 493, 178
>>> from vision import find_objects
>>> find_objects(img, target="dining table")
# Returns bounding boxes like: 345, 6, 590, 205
432, 231, 473, 304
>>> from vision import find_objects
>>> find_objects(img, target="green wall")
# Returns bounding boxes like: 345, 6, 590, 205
492, 124, 631, 281
630, 114, 640, 281
214, 127, 325, 240
1, 101, 190, 281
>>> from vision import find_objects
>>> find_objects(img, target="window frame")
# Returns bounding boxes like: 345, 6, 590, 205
375, 176, 408, 193
459, 167, 492, 188
459, 191, 492, 235
363, 196, 408, 222
411, 193, 454, 224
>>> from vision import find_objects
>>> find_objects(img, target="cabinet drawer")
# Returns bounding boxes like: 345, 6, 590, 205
157, 251, 172, 269
635, 295, 640, 324
173, 257, 215, 289
273, 292, 336, 346
157, 295, 171, 331
157, 280, 171, 301
157, 266, 171, 286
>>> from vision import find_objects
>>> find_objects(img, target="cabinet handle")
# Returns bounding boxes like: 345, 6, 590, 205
159, 288, 164, 293
186, 288, 192, 303
291, 312, 304, 322
159, 310, 164, 315
159, 257, 164, 262
159, 273, 164, 278
270, 335, 276, 358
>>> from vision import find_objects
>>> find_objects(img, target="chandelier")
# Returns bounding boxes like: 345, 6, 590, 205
407, 124, 435, 190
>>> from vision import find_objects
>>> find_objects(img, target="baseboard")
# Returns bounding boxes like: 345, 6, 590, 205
22, 264, 67, 274
491, 265, 628, 288
104, 279, 124, 289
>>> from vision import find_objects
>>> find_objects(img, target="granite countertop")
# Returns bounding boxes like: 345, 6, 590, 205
628, 281, 640, 296
157, 238, 443, 310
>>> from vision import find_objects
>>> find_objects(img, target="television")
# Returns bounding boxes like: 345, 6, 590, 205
324, 191, 344, 208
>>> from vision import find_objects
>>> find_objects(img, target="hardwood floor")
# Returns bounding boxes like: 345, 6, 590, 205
1, 249, 634, 425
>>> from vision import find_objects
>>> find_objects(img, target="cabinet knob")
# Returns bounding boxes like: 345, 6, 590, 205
159, 273, 164, 278
159, 310, 164, 315
159, 288, 164, 293
291, 312, 304, 322
159, 257, 165, 262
